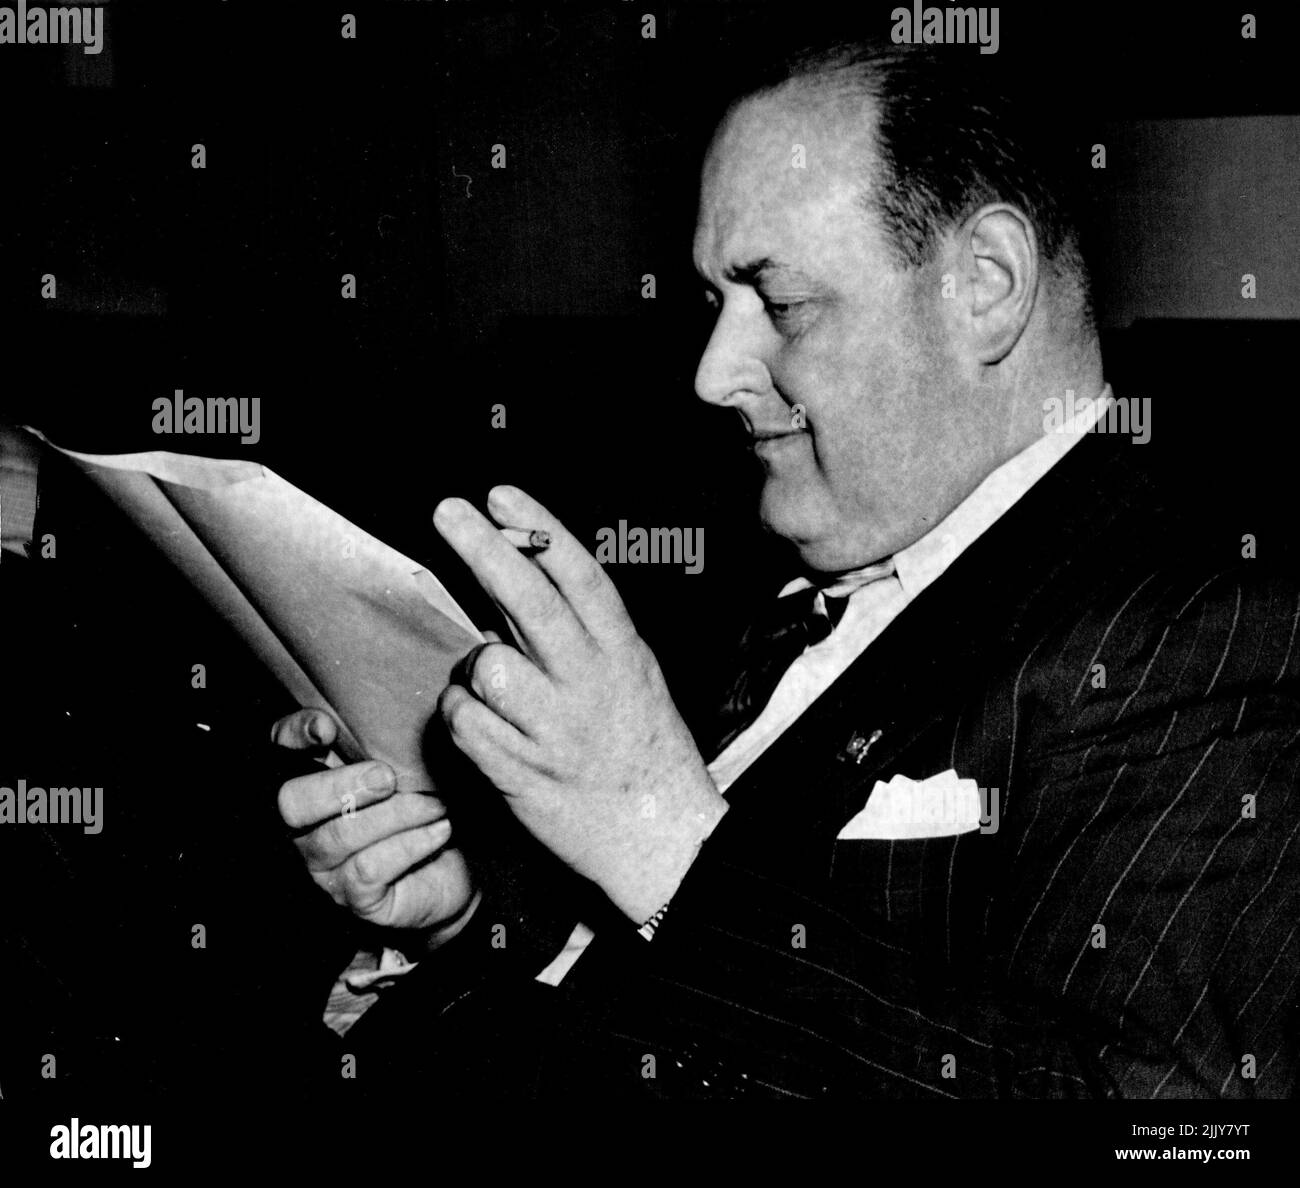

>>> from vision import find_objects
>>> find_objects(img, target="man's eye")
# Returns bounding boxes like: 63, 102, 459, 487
762, 297, 804, 326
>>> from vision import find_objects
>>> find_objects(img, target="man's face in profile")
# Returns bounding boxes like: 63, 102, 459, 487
693, 86, 974, 574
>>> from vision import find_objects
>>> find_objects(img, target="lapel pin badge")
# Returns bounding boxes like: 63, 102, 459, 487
840, 728, 883, 765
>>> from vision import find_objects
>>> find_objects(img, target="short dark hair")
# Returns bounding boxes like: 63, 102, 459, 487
741, 39, 1094, 327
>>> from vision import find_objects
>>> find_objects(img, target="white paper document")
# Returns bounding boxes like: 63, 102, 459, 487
25, 430, 483, 793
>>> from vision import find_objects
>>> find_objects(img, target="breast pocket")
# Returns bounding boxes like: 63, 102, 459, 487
830, 833, 983, 969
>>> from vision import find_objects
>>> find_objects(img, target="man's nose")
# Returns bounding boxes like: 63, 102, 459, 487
694, 306, 772, 409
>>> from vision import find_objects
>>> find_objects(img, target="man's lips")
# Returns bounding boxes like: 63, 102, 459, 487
751, 429, 808, 456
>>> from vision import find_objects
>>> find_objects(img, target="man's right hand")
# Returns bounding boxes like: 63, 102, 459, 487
272, 708, 480, 950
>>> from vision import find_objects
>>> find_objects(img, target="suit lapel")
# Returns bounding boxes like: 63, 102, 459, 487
716, 430, 1160, 852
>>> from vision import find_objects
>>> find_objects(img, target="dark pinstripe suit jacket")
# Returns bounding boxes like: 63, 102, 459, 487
357, 427, 1300, 1099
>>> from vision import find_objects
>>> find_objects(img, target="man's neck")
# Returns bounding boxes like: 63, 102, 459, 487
995, 338, 1105, 468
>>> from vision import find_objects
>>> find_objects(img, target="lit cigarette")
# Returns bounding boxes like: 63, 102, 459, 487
499, 527, 552, 551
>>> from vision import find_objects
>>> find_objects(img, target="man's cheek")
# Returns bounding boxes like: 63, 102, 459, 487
817, 428, 889, 522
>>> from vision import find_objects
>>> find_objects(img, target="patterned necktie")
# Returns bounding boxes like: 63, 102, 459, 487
707, 584, 851, 760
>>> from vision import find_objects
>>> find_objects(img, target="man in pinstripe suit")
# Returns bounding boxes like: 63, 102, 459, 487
273, 40, 1299, 1097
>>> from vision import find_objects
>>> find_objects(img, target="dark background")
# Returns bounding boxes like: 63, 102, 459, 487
1, 0, 1298, 1147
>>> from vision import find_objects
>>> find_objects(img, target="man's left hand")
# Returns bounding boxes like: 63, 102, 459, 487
433, 485, 728, 924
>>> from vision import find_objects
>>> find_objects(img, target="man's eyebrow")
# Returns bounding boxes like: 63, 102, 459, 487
723, 257, 809, 285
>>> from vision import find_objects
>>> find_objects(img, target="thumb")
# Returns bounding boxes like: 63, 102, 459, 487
271, 707, 339, 752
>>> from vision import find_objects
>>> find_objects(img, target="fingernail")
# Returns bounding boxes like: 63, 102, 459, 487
434, 498, 468, 527
363, 764, 393, 792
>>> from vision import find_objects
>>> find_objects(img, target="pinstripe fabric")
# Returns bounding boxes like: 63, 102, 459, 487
528, 430, 1300, 1099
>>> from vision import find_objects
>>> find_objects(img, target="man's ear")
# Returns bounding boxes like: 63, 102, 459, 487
960, 204, 1038, 364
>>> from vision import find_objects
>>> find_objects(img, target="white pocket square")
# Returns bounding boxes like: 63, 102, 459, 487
836, 769, 983, 840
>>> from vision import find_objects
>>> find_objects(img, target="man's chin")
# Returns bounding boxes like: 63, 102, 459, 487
790, 536, 881, 576
759, 490, 882, 576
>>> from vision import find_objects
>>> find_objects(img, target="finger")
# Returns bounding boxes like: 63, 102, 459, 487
458, 642, 552, 737
386, 849, 476, 933
271, 708, 338, 752
338, 820, 454, 917
298, 790, 449, 871
278, 759, 405, 830
479, 625, 525, 654
433, 497, 587, 673
486, 484, 635, 646
439, 683, 542, 790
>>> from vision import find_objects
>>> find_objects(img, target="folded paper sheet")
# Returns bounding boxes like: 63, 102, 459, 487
25, 430, 483, 792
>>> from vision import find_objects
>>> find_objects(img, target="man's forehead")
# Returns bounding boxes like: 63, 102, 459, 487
693, 177, 876, 287
693, 90, 878, 277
